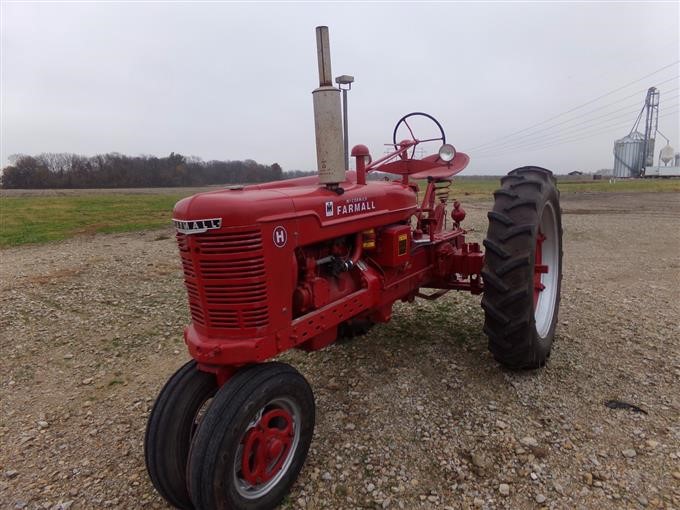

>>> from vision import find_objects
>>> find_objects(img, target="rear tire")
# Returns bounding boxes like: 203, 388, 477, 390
481, 166, 563, 369
145, 360, 217, 509
188, 362, 315, 510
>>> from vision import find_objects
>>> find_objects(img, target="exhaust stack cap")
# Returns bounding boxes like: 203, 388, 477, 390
316, 26, 333, 87
313, 26, 345, 185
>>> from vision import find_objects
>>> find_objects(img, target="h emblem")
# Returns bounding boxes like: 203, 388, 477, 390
273, 226, 288, 248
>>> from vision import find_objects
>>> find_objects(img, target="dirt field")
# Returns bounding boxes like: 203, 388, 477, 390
1, 191, 679, 510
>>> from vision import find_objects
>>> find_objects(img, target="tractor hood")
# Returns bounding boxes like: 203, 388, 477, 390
172, 176, 417, 232
173, 187, 296, 230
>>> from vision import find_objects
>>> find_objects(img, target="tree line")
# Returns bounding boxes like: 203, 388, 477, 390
1, 153, 314, 189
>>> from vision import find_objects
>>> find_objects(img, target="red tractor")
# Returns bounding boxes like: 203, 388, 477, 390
145, 27, 563, 510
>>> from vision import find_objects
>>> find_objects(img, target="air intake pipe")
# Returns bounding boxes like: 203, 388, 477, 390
313, 26, 345, 186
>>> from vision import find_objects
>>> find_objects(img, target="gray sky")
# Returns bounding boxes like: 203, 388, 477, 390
2, 1, 678, 175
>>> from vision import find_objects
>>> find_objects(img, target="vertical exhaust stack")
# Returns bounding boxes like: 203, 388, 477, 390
313, 26, 345, 186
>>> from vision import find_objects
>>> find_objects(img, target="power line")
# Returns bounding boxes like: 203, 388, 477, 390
474, 95, 679, 156
470, 65, 679, 152
496, 106, 678, 156
471, 74, 679, 153
569, 38, 680, 89
468, 61, 680, 151
474, 106, 642, 155
473, 108, 679, 159
477, 107, 679, 157
531, 108, 678, 153
473, 81, 679, 155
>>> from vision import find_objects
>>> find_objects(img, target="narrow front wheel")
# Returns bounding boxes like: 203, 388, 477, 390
188, 362, 315, 510
145, 360, 217, 509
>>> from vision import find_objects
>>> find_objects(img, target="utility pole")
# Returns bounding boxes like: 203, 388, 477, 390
335, 75, 354, 170
641, 87, 659, 175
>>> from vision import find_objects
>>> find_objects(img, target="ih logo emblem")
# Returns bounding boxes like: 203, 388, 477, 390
273, 226, 288, 248
325, 201, 334, 217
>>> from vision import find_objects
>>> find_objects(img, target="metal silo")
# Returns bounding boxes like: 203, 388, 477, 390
613, 131, 645, 178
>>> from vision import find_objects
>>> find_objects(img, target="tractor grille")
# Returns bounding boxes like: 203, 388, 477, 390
177, 227, 269, 330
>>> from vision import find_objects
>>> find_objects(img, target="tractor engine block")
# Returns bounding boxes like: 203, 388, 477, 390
293, 235, 363, 317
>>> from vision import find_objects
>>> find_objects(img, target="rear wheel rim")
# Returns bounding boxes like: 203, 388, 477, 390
534, 202, 559, 338
233, 397, 301, 499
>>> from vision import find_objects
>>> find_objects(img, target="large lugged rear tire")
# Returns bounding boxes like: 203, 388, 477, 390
145, 360, 217, 509
481, 166, 563, 369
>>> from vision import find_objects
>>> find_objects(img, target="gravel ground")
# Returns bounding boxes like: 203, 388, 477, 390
1, 191, 679, 510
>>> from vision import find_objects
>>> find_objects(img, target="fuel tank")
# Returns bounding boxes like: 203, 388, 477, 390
173, 175, 418, 244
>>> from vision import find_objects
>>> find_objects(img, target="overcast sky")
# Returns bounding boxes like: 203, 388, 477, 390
1, 1, 678, 175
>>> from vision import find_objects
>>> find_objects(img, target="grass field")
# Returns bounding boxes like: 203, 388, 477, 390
1, 194, 184, 247
1, 178, 678, 247
441, 176, 680, 197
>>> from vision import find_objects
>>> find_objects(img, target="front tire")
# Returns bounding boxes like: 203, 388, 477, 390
188, 362, 315, 510
145, 360, 217, 509
481, 166, 563, 369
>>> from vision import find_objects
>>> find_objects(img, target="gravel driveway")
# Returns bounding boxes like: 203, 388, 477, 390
1, 191, 679, 510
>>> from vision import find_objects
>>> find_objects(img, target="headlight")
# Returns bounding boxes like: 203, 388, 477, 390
438, 144, 456, 162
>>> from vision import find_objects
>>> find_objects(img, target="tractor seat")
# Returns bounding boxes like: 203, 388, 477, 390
379, 152, 470, 180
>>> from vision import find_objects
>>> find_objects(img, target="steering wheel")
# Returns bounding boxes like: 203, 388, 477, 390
392, 112, 447, 159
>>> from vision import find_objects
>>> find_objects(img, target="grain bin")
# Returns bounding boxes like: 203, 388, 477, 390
660, 144, 674, 165
613, 131, 645, 178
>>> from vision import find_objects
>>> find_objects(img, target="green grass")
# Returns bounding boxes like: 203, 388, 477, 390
557, 178, 680, 193
442, 178, 498, 198
1, 177, 678, 247
0, 194, 184, 247
431, 176, 680, 197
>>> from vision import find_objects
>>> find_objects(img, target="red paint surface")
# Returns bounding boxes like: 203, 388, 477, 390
173, 149, 484, 376
534, 231, 548, 306
240, 408, 295, 485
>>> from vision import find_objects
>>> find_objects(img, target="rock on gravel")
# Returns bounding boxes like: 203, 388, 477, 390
470, 452, 489, 469
520, 436, 539, 448
622, 448, 637, 458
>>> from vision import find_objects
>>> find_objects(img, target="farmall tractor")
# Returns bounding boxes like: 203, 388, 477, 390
145, 27, 563, 510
